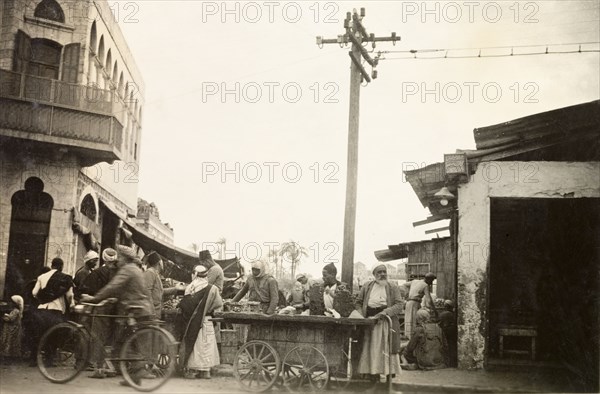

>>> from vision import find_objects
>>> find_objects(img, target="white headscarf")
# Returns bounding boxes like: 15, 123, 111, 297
250, 260, 267, 278
185, 265, 209, 295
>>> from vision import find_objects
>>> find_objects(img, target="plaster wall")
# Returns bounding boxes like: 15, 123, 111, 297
456, 161, 600, 369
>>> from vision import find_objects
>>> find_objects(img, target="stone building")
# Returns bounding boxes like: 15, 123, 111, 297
134, 198, 175, 244
375, 100, 599, 390
0, 0, 144, 298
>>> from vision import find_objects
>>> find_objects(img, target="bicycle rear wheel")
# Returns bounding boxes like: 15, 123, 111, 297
37, 322, 90, 383
119, 326, 177, 392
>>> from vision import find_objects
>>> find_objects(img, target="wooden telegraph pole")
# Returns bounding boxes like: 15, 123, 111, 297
317, 8, 399, 291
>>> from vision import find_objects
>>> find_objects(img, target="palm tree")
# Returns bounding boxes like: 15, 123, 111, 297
268, 246, 280, 279
217, 237, 227, 259
279, 241, 308, 280
189, 242, 200, 254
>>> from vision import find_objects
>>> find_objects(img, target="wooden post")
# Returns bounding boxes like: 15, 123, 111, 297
316, 9, 400, 291
341, 28, 361, 289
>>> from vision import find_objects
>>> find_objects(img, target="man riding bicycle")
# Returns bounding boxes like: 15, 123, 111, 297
81, 245, 155, 385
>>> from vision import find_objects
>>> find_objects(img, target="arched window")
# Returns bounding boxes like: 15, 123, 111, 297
80, 194, 97, 221
34, 0, 65, 23
90, 21, 97, 53
105, 49, 112, 76
112, 61, 119, 84
98, 36, 105, 64
118, 72, 124, 96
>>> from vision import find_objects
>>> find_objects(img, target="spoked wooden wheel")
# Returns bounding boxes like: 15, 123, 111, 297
282, 345, 329, 392
233, 341, 281, 392
328, 364, 352, 390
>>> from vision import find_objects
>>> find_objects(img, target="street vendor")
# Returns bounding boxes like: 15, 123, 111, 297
286, 273, 310, 311
354, 264, 404, 383
230, 260, 279, 315
322, 262, 342, 310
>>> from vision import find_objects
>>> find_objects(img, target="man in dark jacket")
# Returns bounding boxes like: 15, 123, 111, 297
74, 250, 99, 300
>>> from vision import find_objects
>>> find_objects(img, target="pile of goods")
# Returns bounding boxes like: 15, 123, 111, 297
162, 296, 182, 311
308, 283, 326, 316
224, 301, 261, 313
332, 283, 354, 318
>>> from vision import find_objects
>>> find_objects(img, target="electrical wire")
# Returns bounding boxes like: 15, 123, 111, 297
379, 42, 600, 54
381, 49, 600, 61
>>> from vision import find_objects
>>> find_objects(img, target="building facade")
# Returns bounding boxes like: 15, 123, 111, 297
376, 100, 599, 390
0, 0, 144, 298
134, 198, 174, 244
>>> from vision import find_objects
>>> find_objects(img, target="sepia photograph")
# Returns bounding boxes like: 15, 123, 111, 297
0, 0, 598, 393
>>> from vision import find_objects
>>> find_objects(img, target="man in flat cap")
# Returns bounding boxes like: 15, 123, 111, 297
404, 272, 437, 339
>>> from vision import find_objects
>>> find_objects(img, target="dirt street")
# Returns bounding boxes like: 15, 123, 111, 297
0, 363, 246, 394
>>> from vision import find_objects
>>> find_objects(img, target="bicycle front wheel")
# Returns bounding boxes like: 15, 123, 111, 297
119, 326, 177, 392
37, 322, 90, 383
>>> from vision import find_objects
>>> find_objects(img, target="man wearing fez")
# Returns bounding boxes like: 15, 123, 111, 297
142, 251, 183, 319
198, 250, 224, 292
354, 264, 403, 383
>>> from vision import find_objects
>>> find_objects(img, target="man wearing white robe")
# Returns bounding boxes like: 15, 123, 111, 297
354, 264, 404, 383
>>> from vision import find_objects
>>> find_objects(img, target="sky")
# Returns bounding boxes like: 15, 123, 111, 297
108, 0, 599, 277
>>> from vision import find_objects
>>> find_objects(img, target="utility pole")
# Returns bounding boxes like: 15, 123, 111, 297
317, 8, 399, 291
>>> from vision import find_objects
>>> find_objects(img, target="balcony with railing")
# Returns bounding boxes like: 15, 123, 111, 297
0, 69, 127, 165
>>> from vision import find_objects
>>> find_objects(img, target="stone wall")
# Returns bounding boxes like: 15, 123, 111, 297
0, 151, 81, 295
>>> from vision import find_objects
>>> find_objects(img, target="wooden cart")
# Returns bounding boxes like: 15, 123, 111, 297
214, 312, 378, 392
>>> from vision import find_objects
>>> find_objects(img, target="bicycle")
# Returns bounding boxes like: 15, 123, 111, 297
36, 298, 178, 392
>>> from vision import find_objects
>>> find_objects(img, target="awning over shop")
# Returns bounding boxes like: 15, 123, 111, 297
97, 196, 241, 279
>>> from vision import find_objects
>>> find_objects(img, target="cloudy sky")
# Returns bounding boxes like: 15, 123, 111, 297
109, 0, 599, 276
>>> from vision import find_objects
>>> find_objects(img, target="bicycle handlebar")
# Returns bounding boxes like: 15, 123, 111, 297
78, 297, 118, 307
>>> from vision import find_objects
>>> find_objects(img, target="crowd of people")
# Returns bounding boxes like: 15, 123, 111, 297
0, 244, 457, 386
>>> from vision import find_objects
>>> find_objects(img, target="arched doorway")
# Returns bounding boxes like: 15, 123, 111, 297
4, 177, 53, 298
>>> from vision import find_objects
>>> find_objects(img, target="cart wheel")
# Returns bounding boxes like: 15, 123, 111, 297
282, 345, 329, 392
234, 340, 281, 392
328, 363, 352, 390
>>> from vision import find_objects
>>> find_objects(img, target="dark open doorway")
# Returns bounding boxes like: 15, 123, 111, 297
489, 198, 599, 391
4, 177, 53, 298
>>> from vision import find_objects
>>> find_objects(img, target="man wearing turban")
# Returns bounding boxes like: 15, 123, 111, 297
354, 264, 404, 382
79, 248, 120, 378
231, 261, 279, 315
